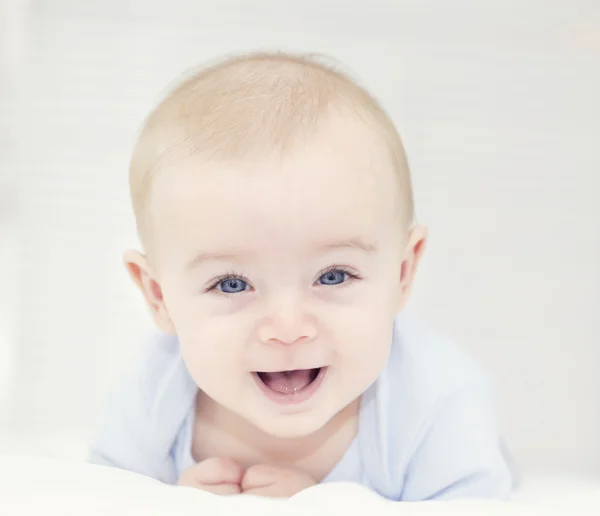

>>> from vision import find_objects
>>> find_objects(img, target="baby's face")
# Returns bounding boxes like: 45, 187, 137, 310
148, 114, 414, 437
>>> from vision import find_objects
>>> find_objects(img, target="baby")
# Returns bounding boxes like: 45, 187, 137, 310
88, 52, 513, 500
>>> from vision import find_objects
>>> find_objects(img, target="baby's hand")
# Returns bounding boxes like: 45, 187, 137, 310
241, 464, 316, 498
177, 457, 244, 495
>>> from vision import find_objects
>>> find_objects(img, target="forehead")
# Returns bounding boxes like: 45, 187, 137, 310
151, 114, 401, 257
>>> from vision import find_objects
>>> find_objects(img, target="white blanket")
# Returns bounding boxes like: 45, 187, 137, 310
0, 455, 599, 515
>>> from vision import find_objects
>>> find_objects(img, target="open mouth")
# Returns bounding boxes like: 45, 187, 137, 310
252, 367, 327, 404
256, 368, 321, 394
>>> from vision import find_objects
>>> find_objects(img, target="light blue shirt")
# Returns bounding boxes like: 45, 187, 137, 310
88, 313, 514, 501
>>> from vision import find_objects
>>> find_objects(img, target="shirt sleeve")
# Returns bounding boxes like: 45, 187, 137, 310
87, 336, 186, 484
400, 377, 514, 501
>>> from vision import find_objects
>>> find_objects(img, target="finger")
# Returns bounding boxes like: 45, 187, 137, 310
178, 457, 244, 486
243, 481, 314, 499
198, 483, 242, 496
242, 485, 290, 498
242, 466, 316, 498
241, 464, 281, 491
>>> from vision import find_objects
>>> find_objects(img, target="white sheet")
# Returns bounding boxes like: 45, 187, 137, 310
0, 454, 599, 515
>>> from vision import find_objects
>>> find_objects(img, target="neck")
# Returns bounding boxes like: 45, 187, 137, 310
194, 393, 360, 473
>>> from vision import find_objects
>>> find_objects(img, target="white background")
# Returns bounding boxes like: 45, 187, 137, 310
0, 0, 599, 475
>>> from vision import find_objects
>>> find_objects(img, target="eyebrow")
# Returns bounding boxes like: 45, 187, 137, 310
321, 238, 378, 253
185, 252, 245, 270
185, 238, 377, 270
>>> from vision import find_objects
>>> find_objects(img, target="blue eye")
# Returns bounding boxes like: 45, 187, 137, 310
218, 277, 248, 294
318, 269, 349, 286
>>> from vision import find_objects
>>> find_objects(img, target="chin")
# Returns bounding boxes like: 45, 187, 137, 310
250, 409, 333, 439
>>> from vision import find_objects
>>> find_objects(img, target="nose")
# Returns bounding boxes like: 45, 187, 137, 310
257, 293, 317, 346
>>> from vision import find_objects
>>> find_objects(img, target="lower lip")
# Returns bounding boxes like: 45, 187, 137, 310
252, 367, 328, 405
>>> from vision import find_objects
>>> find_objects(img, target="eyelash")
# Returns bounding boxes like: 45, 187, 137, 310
204, 266, 361, 294
204, 271, 249, 293
317, 265, 361, 284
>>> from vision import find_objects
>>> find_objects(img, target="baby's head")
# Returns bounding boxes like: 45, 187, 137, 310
125, 53, 426, 438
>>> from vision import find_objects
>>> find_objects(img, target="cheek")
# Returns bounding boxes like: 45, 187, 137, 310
325, 274, 400, 322
177, 323, 247, 399
341, 310, 394, 358
162, 292, 250, 382
328, 283, 396, 368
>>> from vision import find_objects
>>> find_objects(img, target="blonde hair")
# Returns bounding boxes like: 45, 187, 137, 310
129, 52, 414, 247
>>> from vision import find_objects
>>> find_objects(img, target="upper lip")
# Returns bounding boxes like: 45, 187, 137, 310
252, 366, 325, 373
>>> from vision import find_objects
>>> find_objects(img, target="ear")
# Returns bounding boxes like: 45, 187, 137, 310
397, 225, 428, 311
123, 249, 176, 335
